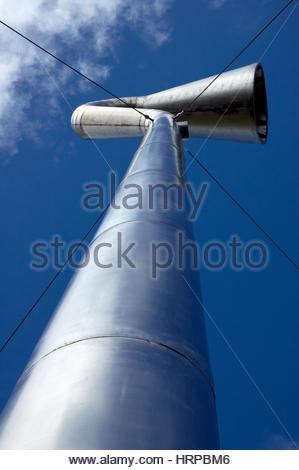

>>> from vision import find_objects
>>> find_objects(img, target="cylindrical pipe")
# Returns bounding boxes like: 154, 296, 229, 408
0, 112, 219, 449
80, 63, 268, 144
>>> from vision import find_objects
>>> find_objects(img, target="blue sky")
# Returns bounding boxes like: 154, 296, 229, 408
0, 0, 298, 449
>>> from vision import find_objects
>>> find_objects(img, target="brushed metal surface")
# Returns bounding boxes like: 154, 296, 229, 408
72, 63, 267, 143
0, 114, 219, 449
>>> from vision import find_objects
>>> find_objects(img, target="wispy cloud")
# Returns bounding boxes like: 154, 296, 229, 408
208, 0, 228, 10
264, 433, 299, 450
0, 0, 173, 156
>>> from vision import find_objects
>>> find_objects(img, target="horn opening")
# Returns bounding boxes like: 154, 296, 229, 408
253, 64, 268, 143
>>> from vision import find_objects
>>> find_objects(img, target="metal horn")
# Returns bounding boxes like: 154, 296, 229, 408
72, 62, 268, 144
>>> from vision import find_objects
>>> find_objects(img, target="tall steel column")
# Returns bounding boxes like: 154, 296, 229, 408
0, 112, 219, 449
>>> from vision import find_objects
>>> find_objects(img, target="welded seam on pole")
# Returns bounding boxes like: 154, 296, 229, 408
121, 168, 184, 183
90, 218, 194, 248
18, 335, 216, 399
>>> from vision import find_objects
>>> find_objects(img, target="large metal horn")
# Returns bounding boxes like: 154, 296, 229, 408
72, 63, 268, 144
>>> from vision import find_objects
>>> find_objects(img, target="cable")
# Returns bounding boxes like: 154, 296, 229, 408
184, 146, 299, 271
0, 204, 110, 353
0, 2, 297, 354
1, 1, 296, 122
0, 20, 153, 123
183, 0, 297, 113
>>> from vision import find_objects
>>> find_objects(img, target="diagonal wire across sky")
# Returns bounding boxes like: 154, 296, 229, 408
0, 0, 298, 449
0, 0, 297, 355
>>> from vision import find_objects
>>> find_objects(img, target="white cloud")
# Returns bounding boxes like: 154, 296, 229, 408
0, 0, 173, 156
209, 0, 228, 9
264, 433, 299, 450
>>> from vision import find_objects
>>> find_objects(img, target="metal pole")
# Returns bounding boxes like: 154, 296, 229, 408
0, 112, 219, 449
